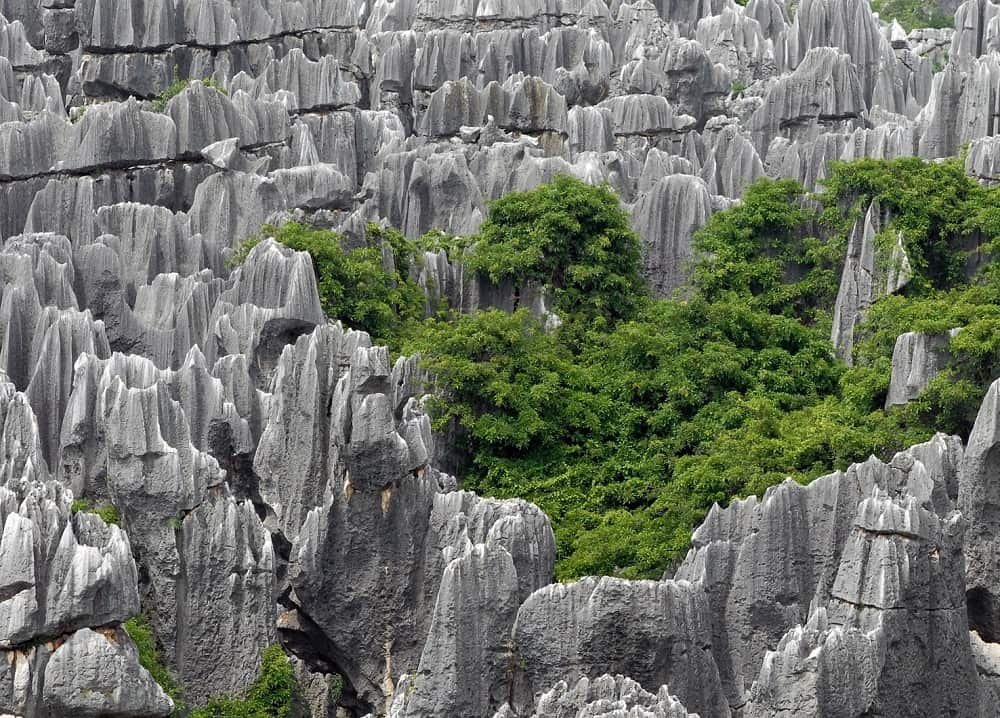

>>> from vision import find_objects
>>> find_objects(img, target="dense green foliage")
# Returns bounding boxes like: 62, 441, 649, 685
406, 177, 846, 577
189, 645, 297, 718
870, 0, 953, 30
466, 175, 644, 324
241, 165, 1000, 580
236, 223, 425, 345
125, 615, 184, 710
71, 498, 121, 526
126, 615, 329, 717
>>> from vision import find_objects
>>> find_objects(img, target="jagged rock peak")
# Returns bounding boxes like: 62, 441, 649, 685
493, 674, 698, 717
0, 373, 171, 717
507, 576, 730, 717
0, 0, 995, 714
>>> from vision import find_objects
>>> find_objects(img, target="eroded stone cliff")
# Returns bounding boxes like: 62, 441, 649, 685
0, 0, 994, 716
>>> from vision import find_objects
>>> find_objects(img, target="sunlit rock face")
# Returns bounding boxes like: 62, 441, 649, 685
0, 0, 987, 297
0, 0, 997, 715
0, 377, 172, 717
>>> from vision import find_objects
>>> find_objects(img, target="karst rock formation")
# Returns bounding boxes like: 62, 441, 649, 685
0, 0, 994, 715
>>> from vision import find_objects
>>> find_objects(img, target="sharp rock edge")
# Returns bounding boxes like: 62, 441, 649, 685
0, 0, 993, 716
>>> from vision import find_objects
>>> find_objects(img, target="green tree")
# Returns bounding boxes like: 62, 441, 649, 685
870, 0, 953, 30
405, 159, 1000, 578
250, 223, 425, 346
694, 178, 842, 322
467, 175, 644, 324
249, 161, 1000, 580
405, 178, 850, 577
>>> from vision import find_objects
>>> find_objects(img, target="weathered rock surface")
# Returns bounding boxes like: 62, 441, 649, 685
961, 378, 1000, 645
831, 200, 912, 364
0, 0, 989, 294
507, 577, 728, 717
494, 674, 697, 718
0, 0, 995, 715
745, 487, 980, 717
673, 421, 992, 713
44, 626, 174, 717
885, 328, 960, 407
0, 373, 172, 716
632, 174, 716, 295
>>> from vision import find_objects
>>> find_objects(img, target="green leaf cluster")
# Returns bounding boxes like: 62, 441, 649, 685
406, 177, 845, 578
125, 615, 184, 711
237, 223, 426, 346
406, 160, 1000, 578
820, 157, 974, 291
189, 645, 297, 718
152, 75, 228, 112
870, 0, 953, 30
70, 498, 121, 526
465, 175, 644, 324
231, 161, 1000, 580
681, 158, 1000, 521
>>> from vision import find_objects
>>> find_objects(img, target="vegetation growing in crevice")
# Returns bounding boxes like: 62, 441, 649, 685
125, 617, 324, 718
232, 224, 425, 346
125, 614, 184, 711
239, 160, 1000, 580
152, 74, 228, 112
189, 645, 297, 718
71, 498, 121, 526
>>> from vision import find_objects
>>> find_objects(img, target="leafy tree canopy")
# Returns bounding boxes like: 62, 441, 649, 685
870, 0, 953, 30
466, 175, 644, 325
241, 161, 1000, 579
233, 223, 425, 346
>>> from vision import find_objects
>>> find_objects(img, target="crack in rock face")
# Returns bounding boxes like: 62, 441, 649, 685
0, 0, 993, 715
